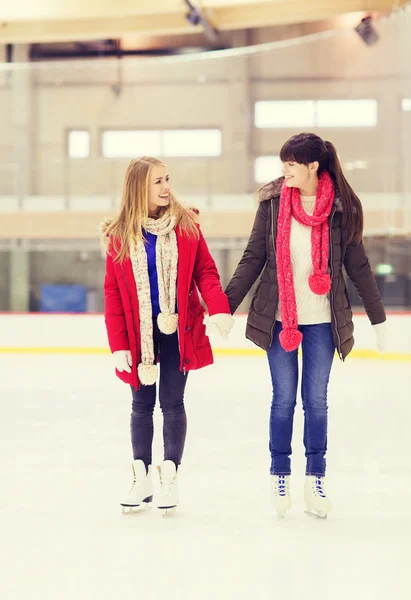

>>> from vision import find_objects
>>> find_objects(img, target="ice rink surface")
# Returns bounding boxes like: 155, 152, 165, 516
1, 352, 410, 600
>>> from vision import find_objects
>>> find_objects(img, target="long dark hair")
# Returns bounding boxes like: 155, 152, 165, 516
280, 132, 363, 244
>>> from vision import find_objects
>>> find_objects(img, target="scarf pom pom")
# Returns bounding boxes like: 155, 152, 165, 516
138, 363, 158, 386
308, 273, 331, 295
157, 312, 178, 335
280, 328, 303, 352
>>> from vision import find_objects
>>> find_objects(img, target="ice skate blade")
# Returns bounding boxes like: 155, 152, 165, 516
159, 506, 177, 517
304, 509, 328, 520
274, 507, 290, 518
121, 505, 151, 515
272, 501, 291, 518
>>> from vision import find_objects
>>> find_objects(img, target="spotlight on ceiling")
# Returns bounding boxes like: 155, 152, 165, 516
355, 16, 379, 46
184, 0, 220, 44
185, 0, 201, 26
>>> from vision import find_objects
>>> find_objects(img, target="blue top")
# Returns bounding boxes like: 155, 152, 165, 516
143, 230, 160, 317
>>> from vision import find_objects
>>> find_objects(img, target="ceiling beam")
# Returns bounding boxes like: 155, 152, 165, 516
0, 0, 275, 21
0, 1, 407, 44
0, 14, 194, 45
213, 0, 408, 31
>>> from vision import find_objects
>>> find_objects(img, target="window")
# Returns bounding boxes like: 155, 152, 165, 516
102, 130, 161, 158
254, 99, 377, 128
376, 264, 394, 275
101, 129, 222, 158
401, 98, 411, 112
255, 101, 315, 128
316, 100, 377, 127
163, 129, 222, 157
68, 130, 90, 158
344, 160, 368, 171
254, 156, 283, 183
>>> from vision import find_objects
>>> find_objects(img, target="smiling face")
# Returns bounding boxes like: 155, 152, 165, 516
282, 160, 318, 190
147, 165, 170, 216
279, 133, 328, 195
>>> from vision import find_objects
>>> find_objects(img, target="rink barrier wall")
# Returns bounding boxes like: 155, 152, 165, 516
0, 313, 410, 362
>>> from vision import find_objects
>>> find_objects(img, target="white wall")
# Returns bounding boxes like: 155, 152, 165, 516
0, 313, 409, 358
2, 12, 411, 198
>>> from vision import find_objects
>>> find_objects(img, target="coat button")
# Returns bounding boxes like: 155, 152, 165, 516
184, 358, 190, 365
185, 325, 191, 331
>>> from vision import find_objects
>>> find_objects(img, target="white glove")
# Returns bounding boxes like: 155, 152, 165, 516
372, 322, 387, 354
113, 350, 133, 373
205, 313, 234, 341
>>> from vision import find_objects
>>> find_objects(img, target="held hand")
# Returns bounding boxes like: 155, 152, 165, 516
372, 322, 387, 354
113, 350, 133, 373
206, 313, 234, 341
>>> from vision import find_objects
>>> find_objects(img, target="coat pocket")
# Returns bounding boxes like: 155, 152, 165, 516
187, 312, 208, 350
251, 281, 269, 314
186, 287, 208, 351
343, 288, 351, 309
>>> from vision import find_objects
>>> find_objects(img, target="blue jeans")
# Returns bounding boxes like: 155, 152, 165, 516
130, 319, 188, 469
267, 321, 335, 477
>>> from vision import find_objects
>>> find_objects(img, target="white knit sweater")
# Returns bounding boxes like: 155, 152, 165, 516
276, 195, 331, 325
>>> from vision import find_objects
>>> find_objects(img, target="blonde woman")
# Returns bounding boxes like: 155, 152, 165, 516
102, 157, 233, 516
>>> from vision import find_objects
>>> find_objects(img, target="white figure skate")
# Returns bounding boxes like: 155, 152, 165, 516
271, 475, 291, 517
121, 460, 153, 515
157, 460, 179, 517
304, 475, 332, 519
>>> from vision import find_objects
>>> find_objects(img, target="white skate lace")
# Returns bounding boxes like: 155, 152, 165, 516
315, 476, 326, 498
161, 478, 175, 497
128, 477, 144, 496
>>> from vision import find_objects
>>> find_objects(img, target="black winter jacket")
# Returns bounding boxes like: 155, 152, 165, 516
225, 177, 386, 360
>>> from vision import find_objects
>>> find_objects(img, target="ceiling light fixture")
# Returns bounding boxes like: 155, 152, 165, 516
184, 0, 220, 44
354, 16, 379, 46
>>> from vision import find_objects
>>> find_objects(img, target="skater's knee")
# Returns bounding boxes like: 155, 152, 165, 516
302, 392, 328, 410
271, 394, 296, 411
131, 402, 155, 417
159, 399, 185, 417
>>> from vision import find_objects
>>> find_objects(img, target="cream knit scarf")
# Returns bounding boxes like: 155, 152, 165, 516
130, 212, 178, 385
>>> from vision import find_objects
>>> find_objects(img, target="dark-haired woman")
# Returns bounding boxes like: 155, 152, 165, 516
225, 133, 386, 518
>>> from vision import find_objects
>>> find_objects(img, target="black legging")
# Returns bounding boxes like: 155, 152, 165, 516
130, 319, 188, 469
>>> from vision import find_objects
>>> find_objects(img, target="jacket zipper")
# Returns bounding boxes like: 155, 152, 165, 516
269, 198, 279, 347
328, 207, 344, 362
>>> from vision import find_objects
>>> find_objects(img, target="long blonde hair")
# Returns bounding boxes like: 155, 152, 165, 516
102, 157, 199, 262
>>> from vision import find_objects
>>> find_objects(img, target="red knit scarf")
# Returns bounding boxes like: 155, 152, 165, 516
276, 170, 335, 352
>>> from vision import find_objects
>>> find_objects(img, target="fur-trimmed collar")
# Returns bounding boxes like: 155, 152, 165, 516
258, 176, 343, 212
258, 176, 285, 202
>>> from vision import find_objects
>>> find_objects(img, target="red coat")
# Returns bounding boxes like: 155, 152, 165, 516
104, 226, 230, 388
